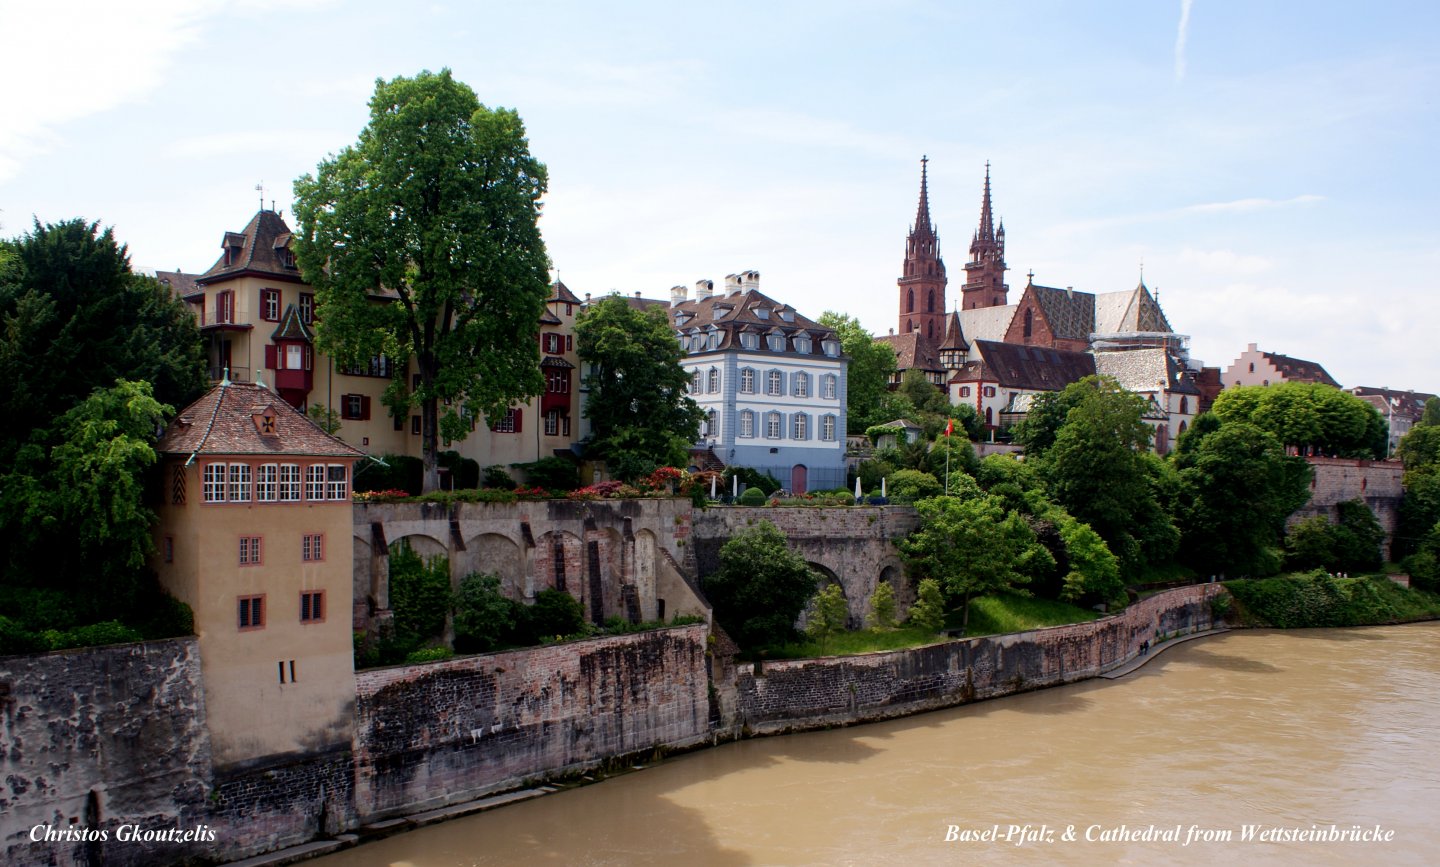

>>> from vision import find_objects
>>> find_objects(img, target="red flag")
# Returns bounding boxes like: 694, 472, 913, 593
945, 418, 954, 437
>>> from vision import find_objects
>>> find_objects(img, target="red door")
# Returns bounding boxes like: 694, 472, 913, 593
790, 464, 808, 494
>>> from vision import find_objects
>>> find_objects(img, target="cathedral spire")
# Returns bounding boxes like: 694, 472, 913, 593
978, 160, 994, 241
914, 155, 934, 238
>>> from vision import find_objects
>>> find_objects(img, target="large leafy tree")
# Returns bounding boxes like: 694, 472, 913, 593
0, 380, 171, 617
293, 69, 550, 491
899, 494, 1049, 631
1213, 382, 1385, 459
704, 520, 818, 650
575, 294, 703, 480
0, 219, 206, 465
1173, 419, 1312, 577
1030, 377, 1178, 578
817, 312, 895, 433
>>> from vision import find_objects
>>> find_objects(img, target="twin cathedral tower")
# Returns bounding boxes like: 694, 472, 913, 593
896, 157, 1009, 341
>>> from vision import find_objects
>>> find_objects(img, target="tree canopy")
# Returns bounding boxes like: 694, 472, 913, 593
704, 520, 818, 650
1212, 383, 1386, 459
0, 219, 206, 465
575, 293, 703, 480
818, 311, 895, 433
293, 69, 551, 491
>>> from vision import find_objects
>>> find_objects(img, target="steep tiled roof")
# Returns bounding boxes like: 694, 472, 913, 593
155, 269, 202, 300
1093, 282, 1173, 335
967, 340, 1095, 391
1029, 284, 1096, 341
1094, 349, 1200, 395
876, 331, 942, 372
958, 303, 1016, 344
1262, 351, 1340, 388
938, 311, 968, 352
270, 304, 313, 342
198, 210, 304, 284
551, 280, 581, 304
1349, 387, 1436, 419
158, 381, 364, 458
539, 308, 563, 325
671, 287, 837, 357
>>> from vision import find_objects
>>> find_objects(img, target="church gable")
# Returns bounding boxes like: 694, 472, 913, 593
1003, 283, 1091, 352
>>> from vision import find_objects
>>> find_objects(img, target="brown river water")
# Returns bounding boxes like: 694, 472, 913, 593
314, 623, 1440, 866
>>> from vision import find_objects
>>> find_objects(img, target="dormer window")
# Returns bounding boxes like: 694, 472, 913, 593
778, 309, 795, 323
755, 308, 770, 320
767, 333, 786, 352
706, 328, 721, 350
793, 335, 812, 354
822, 339, 840, 357
739, 332, 759, 350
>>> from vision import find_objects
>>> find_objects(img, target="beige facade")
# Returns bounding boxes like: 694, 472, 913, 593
153, 383, 363, 769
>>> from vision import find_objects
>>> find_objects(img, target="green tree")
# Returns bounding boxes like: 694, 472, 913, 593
908, 577, 947, 633
0, 380, 172, 617
386, 540, 452, 653
899, 495, 1044, 631
1034, 377, 1177, 577
529, 588, 586, 639
1174, 421, 1311, 577
575, 294, 704, 481
1285, 516, 1338, 572
0, 219, 206, 466
1213, 383, 1385, 459
293, 69, 550, 491
704, 520, 818, 650
886, 468, 942, 502
451, 572, 518, 653
808, 584, 849, 652
867, 581, 897, 629
818, 312, 896, 432
1057, 517, 1124, 608
1421, 397, 1440, 428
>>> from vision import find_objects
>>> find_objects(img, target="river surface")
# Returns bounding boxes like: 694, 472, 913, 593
316, 624, 1440, 866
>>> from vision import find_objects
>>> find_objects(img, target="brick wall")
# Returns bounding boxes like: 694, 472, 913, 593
730, 584, 1222, 734
351, 623, 710, 820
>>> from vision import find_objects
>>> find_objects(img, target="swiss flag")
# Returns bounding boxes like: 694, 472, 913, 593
944, 418, 954, 437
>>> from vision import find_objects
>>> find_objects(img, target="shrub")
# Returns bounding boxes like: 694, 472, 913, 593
483, 464, 516, 489
452, 572, 518, 653
868, 582, 897, 628
135, 593, 195, 640
738, 487, 768, 506
807, 584, 849, 651
887, 469, 942, 503
43, 620, 143, 650
908, 578, 947, 633
529, 589, 586, 640
353, 454, 424, 495
387, 540, 451, 655
704, 520, 820, 650
834, 491, 856, 506
0, 616, 46, 655
516, 456, 581, 492
724, 466, 781, 495
403, 646, 455, 664
438, 451, 480, 489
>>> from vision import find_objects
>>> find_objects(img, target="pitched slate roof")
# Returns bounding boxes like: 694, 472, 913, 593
959, 340, 1095, 391
1262, 351, 1341, 388
1093, 282, 1173, 335
198, 210, 304, 285
1094, 348, 1200, 395
155, 269, 202, 301
876, 331, 943, 372
957, 303, 1016, 344
551, 280, 581, 304
938, 311, 968, 352
1348, 386, 1436, 419
671, 286, 838, 356
159, 381, 364, 459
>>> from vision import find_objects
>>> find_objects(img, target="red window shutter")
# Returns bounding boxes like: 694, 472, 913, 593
360, 395, 371, 420
265, 345, 278, 370
339, 395, 354, 420
513, 409, 523, 433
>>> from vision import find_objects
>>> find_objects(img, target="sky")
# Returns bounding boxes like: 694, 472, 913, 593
2, 0, 1436, 390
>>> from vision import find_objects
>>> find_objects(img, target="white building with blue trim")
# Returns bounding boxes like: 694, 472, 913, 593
671, 271, 848, 493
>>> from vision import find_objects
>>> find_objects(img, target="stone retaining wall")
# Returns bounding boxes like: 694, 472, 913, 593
730, 584, 1223, 734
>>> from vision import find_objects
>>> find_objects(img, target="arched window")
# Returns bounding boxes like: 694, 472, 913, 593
907, 289, 914, 313
927, 289, 935, 312
1023, 309, 1033, 339
1179, 420, 1189, 435
927, 321, 934, 339
1179, 396, 1189, 414
985, 406, 993, 426
690, 370, 701, 393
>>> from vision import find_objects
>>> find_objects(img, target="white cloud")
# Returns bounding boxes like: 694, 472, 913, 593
1174, 0, 1194, 81
1180, 194, 1325, 215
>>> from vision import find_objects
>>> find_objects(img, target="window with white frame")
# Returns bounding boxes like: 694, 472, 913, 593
203, 463, 226, 502
767, 370, 783, 395
792, 413, 808, 440
326, 464, 348, 500
767, 333, 785, 351
740, 332, 759, 350
708, 368, 720, 393
279, 464, 301, 501
302, 533, 323, 562
822, 339, 840, 357
239, 536, 262, 566
822, 414, 837, 441
705, 409, 717, 437
793, 372, 809, 398
707, 329, 721, 350
740, 410, 755, 438
305, 465, 326, 501
256, 464, 278, 502
691, 370, 702, 393
822, 374, 838, 399
765, 411, 782, 439
228, 464, 252, 502
740, 368, 755, 394
793, 335, 812, 354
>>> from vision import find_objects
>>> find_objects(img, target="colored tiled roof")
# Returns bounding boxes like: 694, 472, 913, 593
155, 269, 201, 300
1349, 387, 1436, 419
938, 311, 968, 352
539, 308, 563, 325
966, 339, 1095, 391
159, 381, 364, 458
1261, 351, 1340, 388
957, 304, 1016, 344
876, 331, 943, 372
1094, 348, 1200, 396
671, 286, 838, 356
540, 356, 575, 369
198, 210, 304, 284
1028, 284, 1096, 341
1093, 282, 1173, 335
551, 280, 581, 304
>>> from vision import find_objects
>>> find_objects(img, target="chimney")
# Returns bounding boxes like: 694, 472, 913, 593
670, 284, 688, 304
741, 270, 760, 294
723, 273, 742, 296
695, 279, 714, 301
1066, 286, 1073, 298
634, 291, 642, 298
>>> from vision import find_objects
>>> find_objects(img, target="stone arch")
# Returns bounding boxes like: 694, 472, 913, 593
390, 533, 446, 561
878, 561, 913, 619
798, 562, 853, 631
459, 532, 524, 598
537, 530, 584, 599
